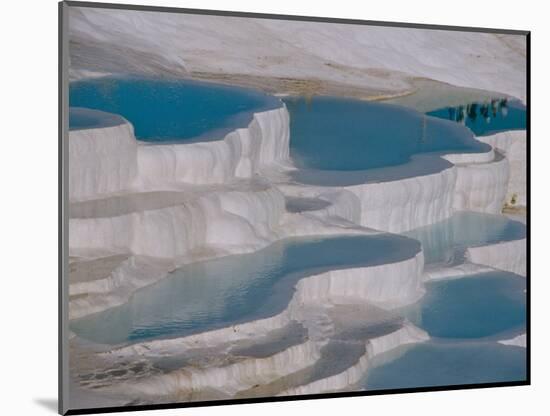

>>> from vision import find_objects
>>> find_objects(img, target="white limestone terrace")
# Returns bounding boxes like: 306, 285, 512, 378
68, 81, 289, 201
478, 130, 527, 207
67, 99, 523, 321
67, 103, 525, 410
279, 142, 509, 233
65, 6, 527, 410
67, 7, 526, 103
66, 86, 527, 409
404, 211, 527, 281
499, 333, 527, 348
70, 290, 428, 405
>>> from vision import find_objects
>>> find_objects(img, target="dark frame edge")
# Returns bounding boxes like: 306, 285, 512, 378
59, 1, 70, 415
65, 380, 530, 415
525, 31, 531, 385
63, 0, 529, 35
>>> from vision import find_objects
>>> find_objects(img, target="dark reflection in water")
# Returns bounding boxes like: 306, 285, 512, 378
284, 96, 488, 173
427, 99, 526, 136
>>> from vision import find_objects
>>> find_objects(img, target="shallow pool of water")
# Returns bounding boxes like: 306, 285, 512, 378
70, 234, 420, 345
427, 99, 526, 136
406, 271, 526, 339
404, 211, 526, 264
69, 77, 281, 142
285, 97, 489, 173
360, 269, 526, 390
362, 340, 526, 390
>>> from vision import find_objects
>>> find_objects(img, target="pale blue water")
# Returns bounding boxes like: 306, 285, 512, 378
405, 211, 526, 264
427, 99, 526, 136
67, 82, 527, 387
408, 271, 526, 339
69, 77, 281, 141
363, 341, 526, 390
361, 271, 526, 390
70, 234, 420, 345
284, 97, 489, 172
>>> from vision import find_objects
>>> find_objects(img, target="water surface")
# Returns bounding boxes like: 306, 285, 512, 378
69, 77, 281, 141
285, 97, 489, 172
361, 270, 526, 390
406, 271, 526, 339
363, 340, 526, 390
285, 97, 489, 186
70, 234, 420, 345
427, 99, 526, 136
404, 211, 526, 264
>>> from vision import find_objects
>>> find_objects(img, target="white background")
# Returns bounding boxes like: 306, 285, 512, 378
1, 0, 547, 415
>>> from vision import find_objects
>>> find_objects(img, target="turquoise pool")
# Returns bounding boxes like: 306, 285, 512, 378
285, 96, 489, 172
363, 340, 526, 390
284, 96, 490, 186
70, 234, 420, 345
360, 270, 526, 390
69, 77, 281, 142
407, 271, 526, 339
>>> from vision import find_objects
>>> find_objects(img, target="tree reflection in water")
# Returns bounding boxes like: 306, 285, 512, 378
445, 99, 508, 124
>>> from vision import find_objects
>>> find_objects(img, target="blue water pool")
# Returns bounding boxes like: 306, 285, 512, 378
70, 234, 420, 345
360, 270, 526, 390
404, 211, 526, 264
362, 340, 526, 390
407, 271, 526, 339
69, 77, 281, 142
427, 99, 526, 136
285, 97, 489, 172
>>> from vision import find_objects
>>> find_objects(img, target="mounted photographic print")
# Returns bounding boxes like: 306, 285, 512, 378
59, 1, 529, 414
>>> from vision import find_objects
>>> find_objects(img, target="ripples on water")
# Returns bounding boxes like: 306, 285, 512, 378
70, 234, 419, 345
